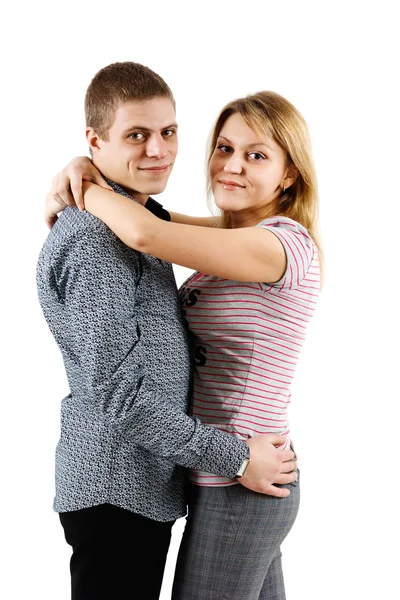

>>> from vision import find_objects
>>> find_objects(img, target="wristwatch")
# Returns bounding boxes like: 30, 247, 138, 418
235, 446, 251, 478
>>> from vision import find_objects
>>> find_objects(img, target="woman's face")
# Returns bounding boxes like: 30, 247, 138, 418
209, 113, 291, 224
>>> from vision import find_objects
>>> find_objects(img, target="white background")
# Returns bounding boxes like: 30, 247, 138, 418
1, 1, 399, 599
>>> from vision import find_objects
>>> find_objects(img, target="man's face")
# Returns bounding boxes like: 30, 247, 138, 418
89, 97, 178, 203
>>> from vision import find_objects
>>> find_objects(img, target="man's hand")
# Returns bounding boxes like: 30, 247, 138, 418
49, 156, 111, 212
240, 435, 298, 498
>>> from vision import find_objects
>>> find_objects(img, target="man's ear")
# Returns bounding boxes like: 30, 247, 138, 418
86, 128, 103, 154
283, 163, 299, 190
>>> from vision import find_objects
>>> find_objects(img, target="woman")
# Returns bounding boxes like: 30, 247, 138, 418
46, 91, 321, 600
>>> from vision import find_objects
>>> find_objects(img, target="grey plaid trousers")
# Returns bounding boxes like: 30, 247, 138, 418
172, 474, 300, 600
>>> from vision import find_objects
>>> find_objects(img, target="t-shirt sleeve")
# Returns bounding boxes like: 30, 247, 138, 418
256, 217, 316, 289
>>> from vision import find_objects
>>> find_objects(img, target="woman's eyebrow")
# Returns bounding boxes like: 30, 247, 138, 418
218, 135, 275, 153
247, 142, 275, 153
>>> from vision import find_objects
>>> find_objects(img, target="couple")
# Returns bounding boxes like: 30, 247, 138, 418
38, 61, 321, 600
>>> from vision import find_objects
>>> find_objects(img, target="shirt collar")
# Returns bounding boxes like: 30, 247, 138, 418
103, 176, 171, 222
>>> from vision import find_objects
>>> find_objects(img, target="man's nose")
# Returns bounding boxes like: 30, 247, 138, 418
146, 135, 167, 159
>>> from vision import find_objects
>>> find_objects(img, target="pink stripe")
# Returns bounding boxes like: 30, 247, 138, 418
191, 474, 230, 480
188, 313, 307, 332
193, 397, 286, 415
192, 412, 287, 428
196, 280, 259, 289
194, 391, 290, 408
264, 297, 312, 320
278, 229, 302, 285
195, 284, 263, 292
265, 220, 298, 231
187, 297, 312, 322
197, 377, 290, 398
190, 424, 290, 437
253, 339, 300, 356
200, 361, 293, 381
201, 337, 300, 357
193, 395, 288, 411
207, 352, 296, 373
191, 330, 304, 351
288, 289, 319, 303
197, 376, 289, 393
188, 272, 203, 284
190, 321, 306, 341
194, 383, 290, 404
200, 290, 265, 300
200, 367, 291, 386
250, 348, 296, 367
297, 284, 320, 291
289, 231, 311, 276
190, 480, 236, 486
232, 422, 284, 433
192, 406, 286, 422
186, 302, 310, 322
264, 293, 315, 315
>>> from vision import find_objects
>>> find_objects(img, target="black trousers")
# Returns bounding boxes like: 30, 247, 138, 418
59, 503, 175, 600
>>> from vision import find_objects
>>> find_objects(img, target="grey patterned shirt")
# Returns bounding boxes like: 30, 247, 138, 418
36, 182, 247, 521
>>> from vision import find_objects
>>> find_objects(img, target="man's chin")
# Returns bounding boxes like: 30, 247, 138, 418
119, 179, 169, 199
140, 179, 170, 196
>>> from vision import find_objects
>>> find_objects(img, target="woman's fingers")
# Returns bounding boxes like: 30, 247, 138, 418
52, 173, 76, 207
70, 174, 85, 211
91, 171, 113, 191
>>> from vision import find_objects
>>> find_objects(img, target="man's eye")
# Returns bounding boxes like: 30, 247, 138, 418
249, 152, 266, 161
129, 132, 145, 140
163, 129, 175, 137
217, 144, 232, 153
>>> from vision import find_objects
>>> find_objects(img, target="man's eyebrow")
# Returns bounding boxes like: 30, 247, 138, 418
123, 123, 179, 134
218, 135, 275, 153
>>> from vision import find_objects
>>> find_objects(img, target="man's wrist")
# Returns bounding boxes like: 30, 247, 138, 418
235, 444, 251, 478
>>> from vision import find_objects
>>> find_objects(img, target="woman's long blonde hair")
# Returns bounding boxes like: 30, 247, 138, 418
206, 91, 323, 268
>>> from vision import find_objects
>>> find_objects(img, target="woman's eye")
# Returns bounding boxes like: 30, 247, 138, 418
129, 132, 145, 140
249, 152, 266, 161
217, 144, 232, 153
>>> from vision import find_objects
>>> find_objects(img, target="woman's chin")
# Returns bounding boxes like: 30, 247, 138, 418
214, 196, 242, 213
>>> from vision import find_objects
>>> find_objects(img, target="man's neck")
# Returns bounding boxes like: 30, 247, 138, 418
102, 176, 149, 206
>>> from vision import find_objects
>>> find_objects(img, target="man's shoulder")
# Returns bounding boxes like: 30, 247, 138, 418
40, 208, 122, 259
53, 207, 108, 242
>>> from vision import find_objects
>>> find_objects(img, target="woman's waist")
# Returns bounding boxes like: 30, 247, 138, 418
190, 395, 290, 435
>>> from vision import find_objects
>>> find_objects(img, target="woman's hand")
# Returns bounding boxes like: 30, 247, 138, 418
45, 190, 70, 229
46, 156, 112, 218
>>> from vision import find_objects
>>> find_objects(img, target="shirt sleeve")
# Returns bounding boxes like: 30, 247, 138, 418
257, 217, 316, 289
48, 226, 247, 477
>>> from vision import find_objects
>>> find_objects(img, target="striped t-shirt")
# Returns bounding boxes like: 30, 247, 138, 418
178, 216, 320, 487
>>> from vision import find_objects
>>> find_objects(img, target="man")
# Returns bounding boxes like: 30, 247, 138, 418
38, 62, 297, 600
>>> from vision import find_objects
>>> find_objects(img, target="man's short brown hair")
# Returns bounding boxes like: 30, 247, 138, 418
85, 62, 175, 140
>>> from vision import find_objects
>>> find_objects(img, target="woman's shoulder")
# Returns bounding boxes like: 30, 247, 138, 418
256, 215, 309, 236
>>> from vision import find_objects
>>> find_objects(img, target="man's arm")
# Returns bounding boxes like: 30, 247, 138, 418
40, 222, 296, 496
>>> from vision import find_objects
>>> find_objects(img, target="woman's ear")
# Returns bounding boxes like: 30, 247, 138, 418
283, 163, 299, 190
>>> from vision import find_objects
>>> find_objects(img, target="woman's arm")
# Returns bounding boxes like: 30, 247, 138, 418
47, 156, 220, 228
169, 212, 219, 228
83, 183, 286, 283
